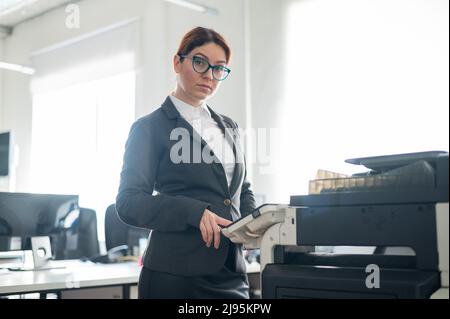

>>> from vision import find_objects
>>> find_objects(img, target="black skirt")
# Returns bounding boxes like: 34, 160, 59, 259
138, 245, 249, 299
138, 266, 249, 299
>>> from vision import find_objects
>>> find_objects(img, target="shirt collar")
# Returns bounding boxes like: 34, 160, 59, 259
169, 94, 211, 120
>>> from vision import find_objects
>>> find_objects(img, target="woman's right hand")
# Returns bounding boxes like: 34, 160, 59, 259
199, 209, 232, 249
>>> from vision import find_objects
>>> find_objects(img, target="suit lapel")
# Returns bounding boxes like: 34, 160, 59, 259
208, 107, 245, 199
162, 97, 230, 195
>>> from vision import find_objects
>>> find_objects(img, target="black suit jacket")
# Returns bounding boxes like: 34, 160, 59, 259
116, 96, 256, 276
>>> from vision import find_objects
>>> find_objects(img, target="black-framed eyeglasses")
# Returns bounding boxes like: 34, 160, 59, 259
178, 54, 231, 81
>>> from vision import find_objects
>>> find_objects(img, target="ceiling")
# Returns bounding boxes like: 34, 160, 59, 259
0, 0, 213, 38
0, 0, 76, 36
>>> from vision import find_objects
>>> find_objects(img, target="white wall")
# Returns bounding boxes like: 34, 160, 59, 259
1, 0, 247, 192
247, 0, 288, 201
0, 38, 3, 125
0, 38, 7, 192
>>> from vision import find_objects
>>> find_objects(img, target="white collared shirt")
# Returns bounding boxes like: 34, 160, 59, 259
170, 95, 236, 188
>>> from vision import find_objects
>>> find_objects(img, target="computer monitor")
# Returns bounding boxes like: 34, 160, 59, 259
0, 192, 79, 252
0, 131, 10, 177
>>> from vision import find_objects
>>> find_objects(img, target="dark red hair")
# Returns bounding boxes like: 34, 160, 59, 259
177, 27, 231, 63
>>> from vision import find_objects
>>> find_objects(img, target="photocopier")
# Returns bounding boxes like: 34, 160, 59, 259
223, 151, 449, 298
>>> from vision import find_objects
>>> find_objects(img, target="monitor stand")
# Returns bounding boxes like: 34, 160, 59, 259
31, 236, 52, 268
7, 236, 65, 271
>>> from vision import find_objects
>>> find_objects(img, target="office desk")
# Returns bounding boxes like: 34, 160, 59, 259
1, 259, 262, 299
0, 260, 141, 298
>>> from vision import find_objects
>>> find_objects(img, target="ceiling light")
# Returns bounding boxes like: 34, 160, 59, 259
0, 0, 40, 16
0, 61, 35, 75
164, 0, 218, 15
0, 0, 26, 12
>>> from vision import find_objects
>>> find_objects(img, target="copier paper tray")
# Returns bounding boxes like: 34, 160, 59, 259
308, 151, 447, 195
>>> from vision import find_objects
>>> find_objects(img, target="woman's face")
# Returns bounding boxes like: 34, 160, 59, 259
174, 42, 228, 106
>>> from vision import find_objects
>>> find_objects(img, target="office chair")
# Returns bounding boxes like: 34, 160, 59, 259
53, 207, 100, 260
74, 207, 100, 258
104, 204, 150, 255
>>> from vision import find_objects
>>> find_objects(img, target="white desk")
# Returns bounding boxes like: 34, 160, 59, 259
0, 260, 140, 298
1, 259, 262, 299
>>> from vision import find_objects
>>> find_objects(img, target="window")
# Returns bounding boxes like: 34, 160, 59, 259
31, 70, 135, 241
30, 20, 139, 242
277, 0, 449, 198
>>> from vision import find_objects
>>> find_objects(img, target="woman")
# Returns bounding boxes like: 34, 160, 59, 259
116, 27, 256, 299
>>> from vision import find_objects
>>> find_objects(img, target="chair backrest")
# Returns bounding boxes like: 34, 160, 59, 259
104, 204, 149, 254
75, 207, 100, 258
53, 207, 100, 260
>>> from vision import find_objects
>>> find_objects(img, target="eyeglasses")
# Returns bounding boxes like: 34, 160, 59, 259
178, 54, 231, 81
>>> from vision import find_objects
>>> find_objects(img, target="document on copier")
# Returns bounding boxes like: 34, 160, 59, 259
314, 169, 348, 179
221, 204, 288, 249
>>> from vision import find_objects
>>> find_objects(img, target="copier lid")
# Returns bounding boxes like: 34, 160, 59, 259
345, 151, 448, 172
